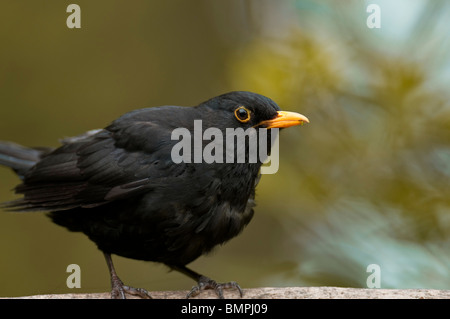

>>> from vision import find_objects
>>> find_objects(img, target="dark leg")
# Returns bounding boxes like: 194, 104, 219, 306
170, 264, 243, 299
103, 252, 152, 299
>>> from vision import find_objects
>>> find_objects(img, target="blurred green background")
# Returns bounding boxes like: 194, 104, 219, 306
1, 0, 449, 297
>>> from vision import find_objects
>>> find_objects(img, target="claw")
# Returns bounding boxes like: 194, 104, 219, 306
104, 252, 152, 299
186, 275, 243, 299
110, 275, 152, 299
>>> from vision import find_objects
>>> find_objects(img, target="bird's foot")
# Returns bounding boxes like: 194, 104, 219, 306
110, 275, 152, 299
187, 275, 243, 299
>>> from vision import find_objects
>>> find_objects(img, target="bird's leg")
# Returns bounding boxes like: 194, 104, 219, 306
170, 264, 243, 299
103, 252, 152, 299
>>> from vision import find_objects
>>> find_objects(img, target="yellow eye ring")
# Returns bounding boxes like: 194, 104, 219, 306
234, 106, 251, 123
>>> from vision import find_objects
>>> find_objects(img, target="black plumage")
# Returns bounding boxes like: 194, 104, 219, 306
0, 91, 308, 298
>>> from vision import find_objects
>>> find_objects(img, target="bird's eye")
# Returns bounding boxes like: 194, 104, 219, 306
234, 106, 251, 123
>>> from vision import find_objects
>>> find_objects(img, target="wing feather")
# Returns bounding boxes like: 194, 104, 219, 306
5, 107, 188, 212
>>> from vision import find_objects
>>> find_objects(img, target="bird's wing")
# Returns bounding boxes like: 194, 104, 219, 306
4, 109, 187, 212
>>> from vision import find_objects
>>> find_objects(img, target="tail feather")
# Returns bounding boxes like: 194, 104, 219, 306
0, 141, 53, 178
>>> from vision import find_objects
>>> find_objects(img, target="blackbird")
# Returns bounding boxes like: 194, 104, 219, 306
0, 91, 308, 299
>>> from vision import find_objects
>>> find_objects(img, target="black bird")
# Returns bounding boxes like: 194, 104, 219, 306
0, 91, 308, 299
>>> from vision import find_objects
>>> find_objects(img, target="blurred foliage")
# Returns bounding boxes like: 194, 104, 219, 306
229, 0, 450, 288
0, 0, 449, 296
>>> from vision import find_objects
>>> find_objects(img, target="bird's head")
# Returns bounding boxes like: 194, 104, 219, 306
186, 91, 310, 169
198, 91, 309, 130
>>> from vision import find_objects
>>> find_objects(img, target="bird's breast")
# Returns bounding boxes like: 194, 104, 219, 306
193, 198, 254, 242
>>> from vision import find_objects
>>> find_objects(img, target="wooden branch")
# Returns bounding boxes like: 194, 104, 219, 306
4, 287, 450, 299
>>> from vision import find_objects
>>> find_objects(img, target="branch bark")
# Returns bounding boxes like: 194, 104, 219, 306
5, 287, 450, 299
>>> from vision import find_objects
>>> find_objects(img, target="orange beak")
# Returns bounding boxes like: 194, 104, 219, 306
258, 111, 310, 129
